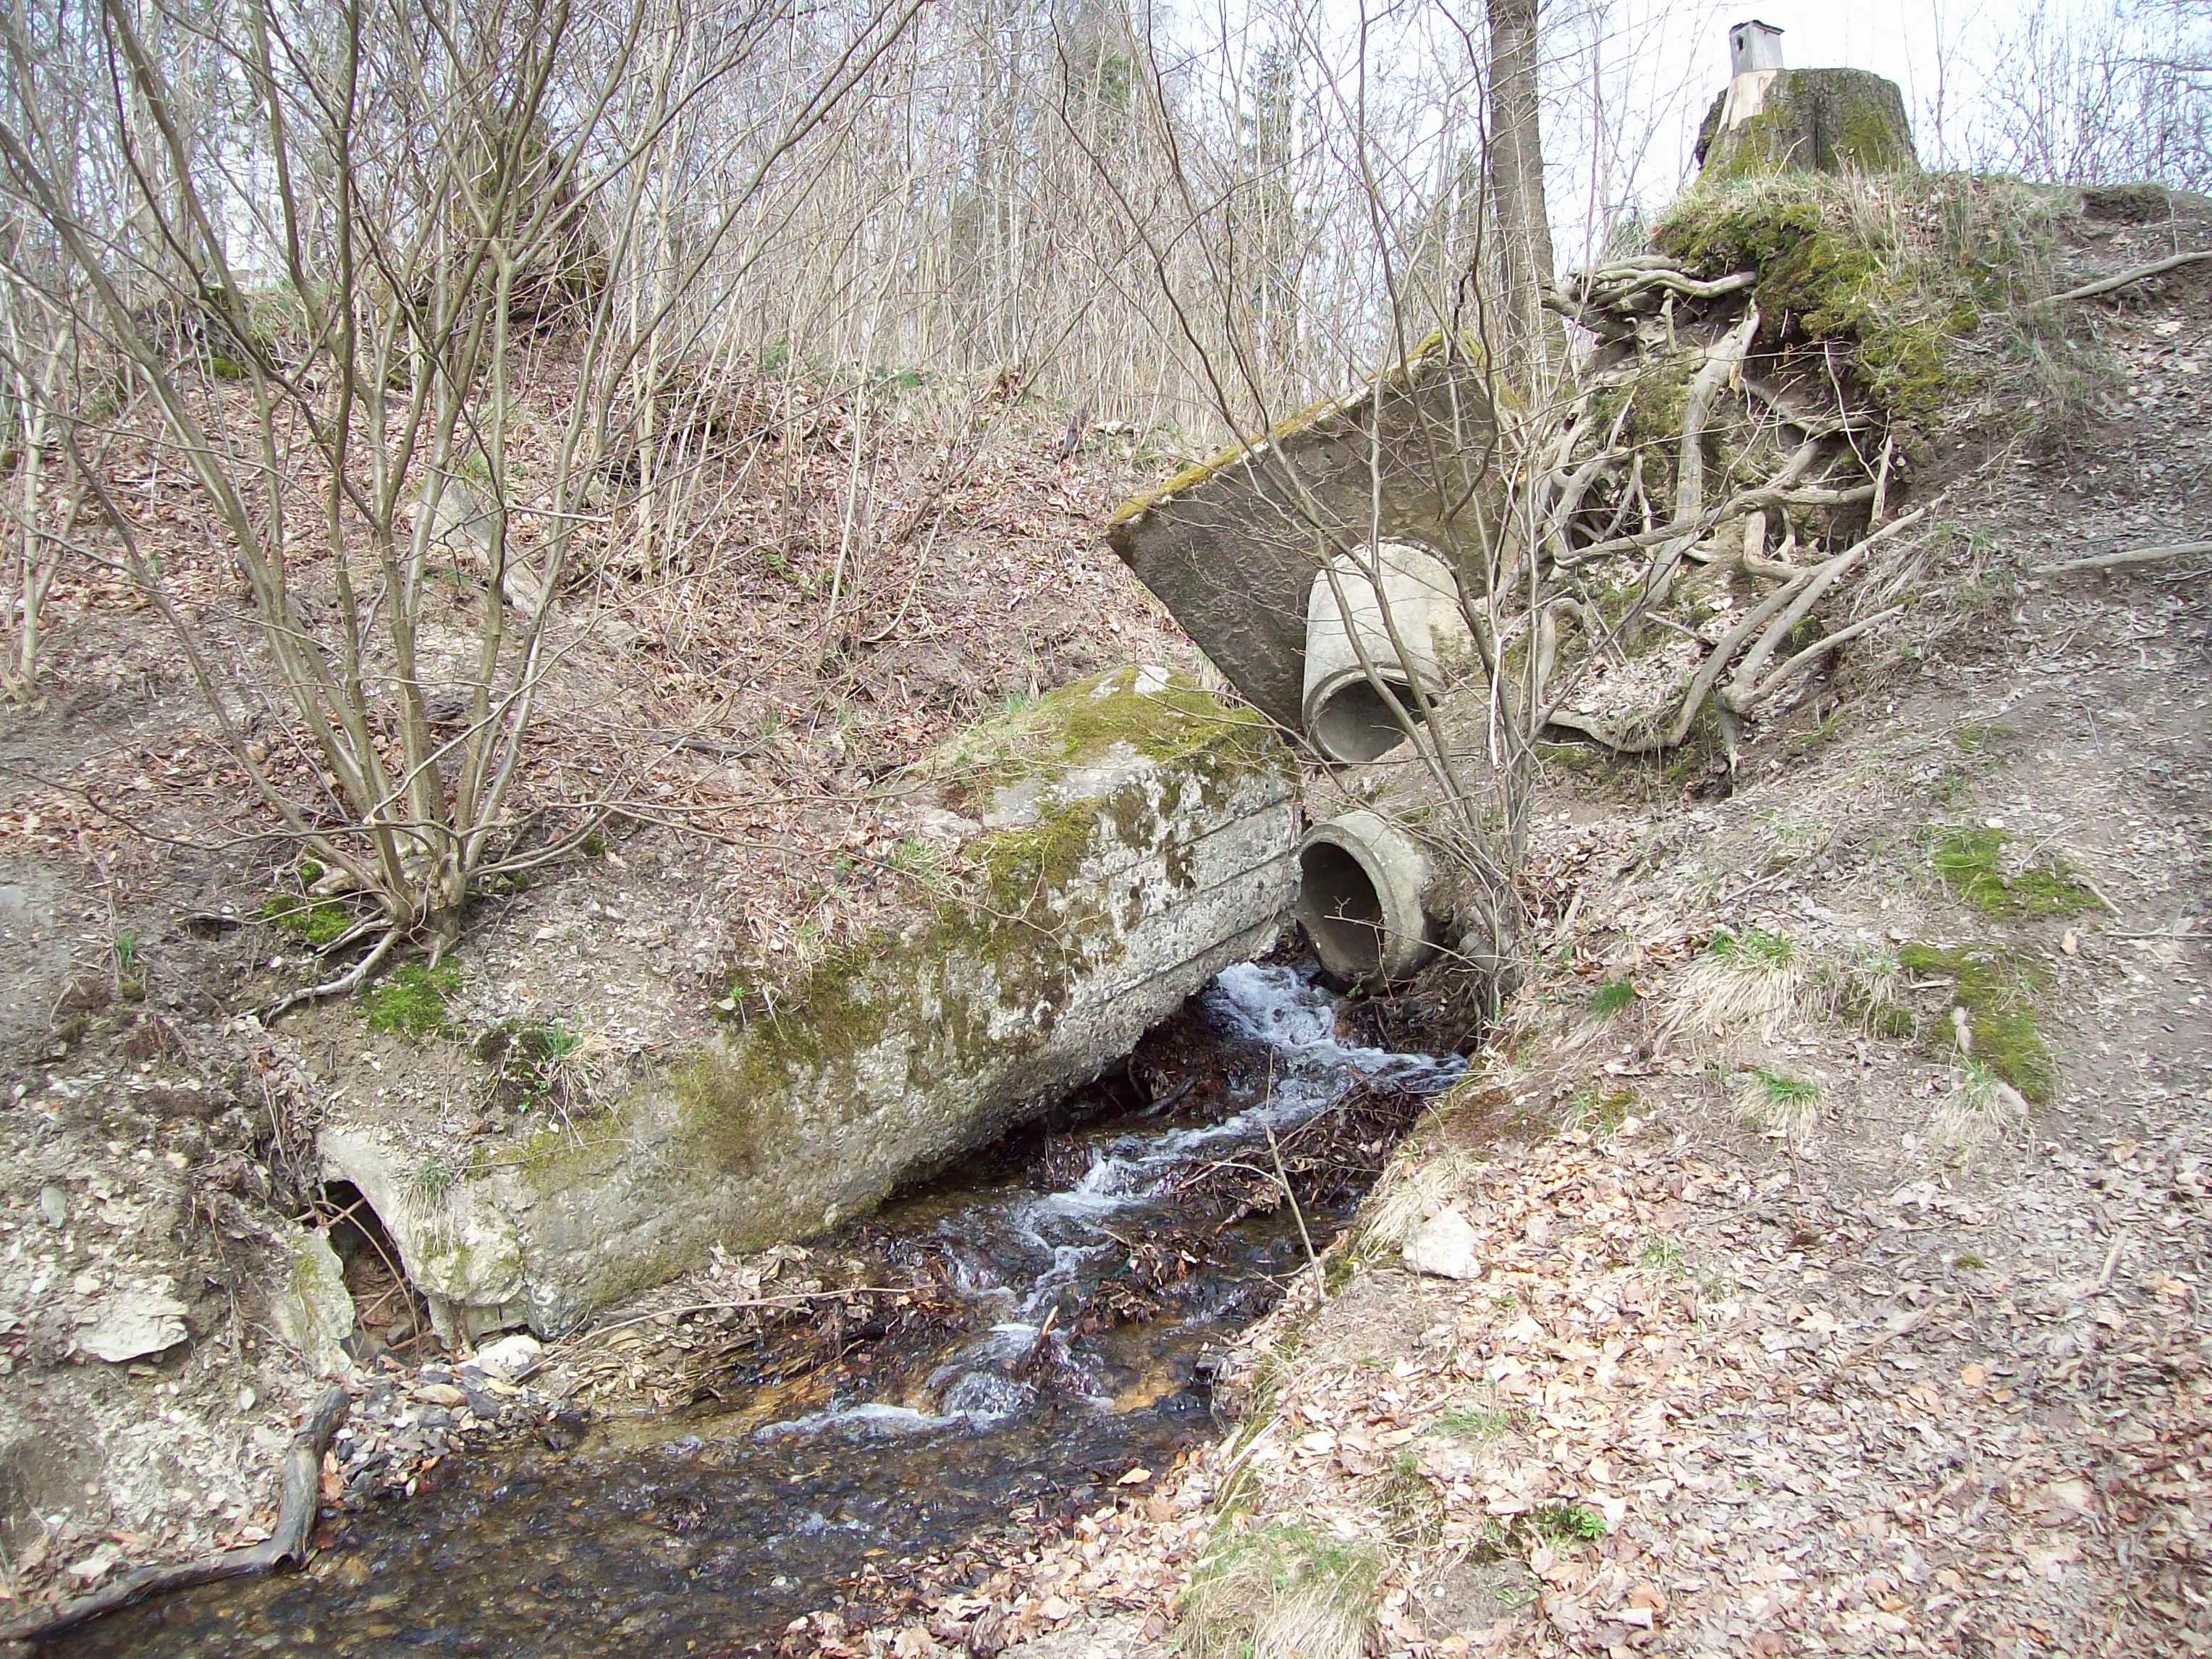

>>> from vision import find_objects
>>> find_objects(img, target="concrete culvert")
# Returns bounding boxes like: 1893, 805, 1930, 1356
1296, 809, 1435, 984
1301, 540, 1468, 766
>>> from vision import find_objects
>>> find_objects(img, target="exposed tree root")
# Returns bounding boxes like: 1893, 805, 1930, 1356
258, 926, 405, 1023
0, 1386, 350, 1647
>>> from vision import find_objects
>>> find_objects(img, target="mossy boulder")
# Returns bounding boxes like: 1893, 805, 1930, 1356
1697, 68, 1919, 182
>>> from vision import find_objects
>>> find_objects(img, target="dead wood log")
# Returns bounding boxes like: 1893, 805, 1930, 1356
0, 1385, 350, 1647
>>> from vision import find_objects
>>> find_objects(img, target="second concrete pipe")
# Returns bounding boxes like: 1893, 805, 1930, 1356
1295, 808, 1435, 984
1301, 540, 1468, 766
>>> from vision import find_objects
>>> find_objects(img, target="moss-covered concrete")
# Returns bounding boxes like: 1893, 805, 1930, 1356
327, 667, 1300, 1334
1108, 342, 1508, 734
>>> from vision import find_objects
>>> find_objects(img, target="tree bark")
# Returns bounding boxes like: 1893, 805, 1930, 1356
1485, 0, 1563, 385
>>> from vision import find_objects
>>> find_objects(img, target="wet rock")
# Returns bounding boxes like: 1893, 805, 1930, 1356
1403, 1208, 1482, 1280
461, 1384, 506, 1421
77, 1283, 190, 1362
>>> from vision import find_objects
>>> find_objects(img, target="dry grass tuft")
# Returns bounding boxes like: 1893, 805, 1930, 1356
1734, 1065, 1823, 1145
1663, 926, 1807, 1051
1933, 1060, 2030, 1160
1355, 1144, 1478, 1257
1181, 1520, 1384, 1659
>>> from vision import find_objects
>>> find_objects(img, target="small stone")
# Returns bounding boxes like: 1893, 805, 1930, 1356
66, 1542, 122, 1583
1403, 1208, 1482, 1280
417, 1382, 468, 1409
468, 1333, 541, 1381
2061, 930, 2079, 955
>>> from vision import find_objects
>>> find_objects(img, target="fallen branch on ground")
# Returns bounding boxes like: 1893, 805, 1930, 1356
0, 1385, 350, 1647
2034, 540, 2212, 575
2047, 251, 2212, 305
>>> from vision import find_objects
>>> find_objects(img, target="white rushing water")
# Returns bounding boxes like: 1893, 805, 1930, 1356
755, 961, 1462, 1443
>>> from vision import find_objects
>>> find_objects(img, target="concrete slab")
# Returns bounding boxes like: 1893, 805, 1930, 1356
1106, 339, 1506, 735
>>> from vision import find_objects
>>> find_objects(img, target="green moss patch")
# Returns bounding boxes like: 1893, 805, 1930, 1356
1897, 942, 2055, 1102
360, 961, 463, 1038
1657, 181, 1953, 429
1655, 174, 2092, 447
926, 667, 1277, 798
1929, 826, 2096, 919
261, 892, 355, 947
673, 672, 1283, 1190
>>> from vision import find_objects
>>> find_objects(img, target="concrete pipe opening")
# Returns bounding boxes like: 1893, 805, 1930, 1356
1301, 541, 1467, 767
1295, 809, 1435, 984
1308, 675, 1424, 767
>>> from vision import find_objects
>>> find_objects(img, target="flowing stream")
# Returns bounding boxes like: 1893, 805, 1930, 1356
64, 963, 1459, 1658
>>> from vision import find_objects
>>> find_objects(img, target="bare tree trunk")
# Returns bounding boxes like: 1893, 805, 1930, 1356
1485, 0, 1562, 385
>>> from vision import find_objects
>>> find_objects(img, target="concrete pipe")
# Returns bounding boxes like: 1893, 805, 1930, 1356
1301, 540, 1467, 766
1295, 809, 1435, 984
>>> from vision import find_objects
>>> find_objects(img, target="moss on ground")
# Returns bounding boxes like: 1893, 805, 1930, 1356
261, 891, 355, 947
1657, 181, 1954, 430
1656, 173, 2093, 447
1928, 826, 2098, 919
1897, 942, 2056, 1102
360, 961, 463, 1038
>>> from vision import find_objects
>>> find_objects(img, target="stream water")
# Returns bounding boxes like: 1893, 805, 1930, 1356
64, 963, 1460, 1658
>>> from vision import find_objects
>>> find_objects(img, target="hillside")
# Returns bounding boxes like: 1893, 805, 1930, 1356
782, 192, 2212, 1658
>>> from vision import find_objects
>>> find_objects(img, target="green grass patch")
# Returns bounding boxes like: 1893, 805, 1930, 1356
476, 1019, 585, 1113
1637, 1235, 1687, 1275
1566, 1084, 1635, 1134
1707, 926, 1795, 968
1527, 1502, 1608, 1543
1897, 942, 2056, 1102
1436, 1398, 1531, 1441
1929, 827, 2096, 919
1752, 1068, 1819, 1108
1586, 977, 1637, 1019
360, 961, 463, 1039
